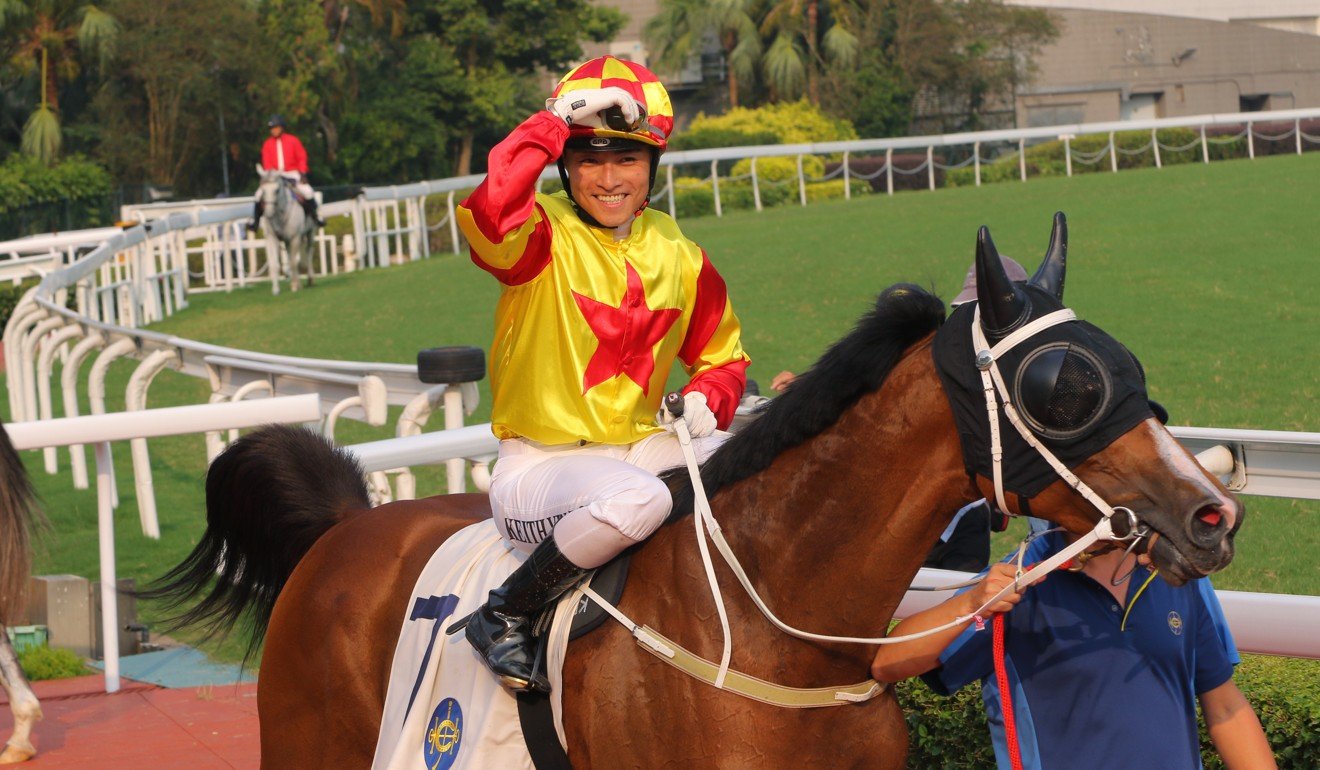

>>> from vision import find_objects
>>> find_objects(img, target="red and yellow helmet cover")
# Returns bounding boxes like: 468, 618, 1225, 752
552, 56, 673, 150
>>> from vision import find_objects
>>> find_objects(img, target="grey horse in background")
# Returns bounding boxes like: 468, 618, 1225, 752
256, 165, 317, 294
0, 421, 43, 764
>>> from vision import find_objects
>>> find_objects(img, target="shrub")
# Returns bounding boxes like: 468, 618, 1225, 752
670, 126, 779, 152
730, 155, 826, 183
19, 645, 89, 681
684, 100, 858, 146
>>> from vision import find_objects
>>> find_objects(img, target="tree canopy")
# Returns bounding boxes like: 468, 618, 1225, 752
0, 0, 1055, 199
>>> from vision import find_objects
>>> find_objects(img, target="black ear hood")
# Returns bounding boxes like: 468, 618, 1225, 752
933, 286, 1155, 499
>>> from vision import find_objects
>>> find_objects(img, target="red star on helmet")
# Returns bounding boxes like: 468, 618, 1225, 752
573, 262, 681, 395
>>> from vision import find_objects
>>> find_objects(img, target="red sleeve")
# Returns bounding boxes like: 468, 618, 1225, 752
260, 138, 275, 171
678, 251, 750, 429
289, 136, 309, 174
457, 112, 568, 285
461, 112, 566, 242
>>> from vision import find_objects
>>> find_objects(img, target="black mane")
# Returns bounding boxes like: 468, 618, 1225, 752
663, 283, 947, 522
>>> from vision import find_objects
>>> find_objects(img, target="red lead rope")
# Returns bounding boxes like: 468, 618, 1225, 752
993, 612, 1024, 770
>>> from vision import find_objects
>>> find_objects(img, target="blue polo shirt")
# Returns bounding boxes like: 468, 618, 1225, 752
921, 532, 1238, 770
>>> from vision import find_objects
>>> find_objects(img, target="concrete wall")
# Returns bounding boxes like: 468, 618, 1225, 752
1018, 8, 1320, 126
1008, 0, 1320, 33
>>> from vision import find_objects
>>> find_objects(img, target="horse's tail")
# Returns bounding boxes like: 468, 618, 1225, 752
0, 420, 43, 625
139, 425, 369, 661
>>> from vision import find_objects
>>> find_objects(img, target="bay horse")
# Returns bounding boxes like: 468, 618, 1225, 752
146, 215, 1242, 767
256, 166, 316, 294
0, 421, 44, 764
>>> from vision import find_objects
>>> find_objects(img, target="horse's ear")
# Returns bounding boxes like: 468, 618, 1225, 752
1028, 211, 1067, 300
976, 226, 1029, 335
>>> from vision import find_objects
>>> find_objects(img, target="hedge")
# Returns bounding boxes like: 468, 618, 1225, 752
896, 653, 1320, 768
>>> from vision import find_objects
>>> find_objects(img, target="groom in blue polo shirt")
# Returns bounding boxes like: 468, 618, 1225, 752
871, 531, 1275, 769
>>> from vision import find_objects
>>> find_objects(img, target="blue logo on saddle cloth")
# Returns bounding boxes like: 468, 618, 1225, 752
423, 697, 463, 769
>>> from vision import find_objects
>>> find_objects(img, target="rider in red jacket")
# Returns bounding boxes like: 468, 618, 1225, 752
248, 115, 323, 230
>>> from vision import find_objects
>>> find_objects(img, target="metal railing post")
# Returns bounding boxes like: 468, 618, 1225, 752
1152, 128, 1162, 168
667, 165, 676, 219
1065, 137, 1074, 177
1019, 138, 1027, 181
711, 159, 722, 218
885, 148, 894, 196
1109, 131, 1118, 173
447, 191, 460, 255
751, 157, 762, 212
926, 146, 935, 191
842, 152, 851, 200
1201, 124, 1210, 164
1248, 122, 1255, 159
974, 142, 981, 186
797, 155, 807, 206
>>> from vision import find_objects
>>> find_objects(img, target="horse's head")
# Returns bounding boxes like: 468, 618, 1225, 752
934, 213, 1241, 584
255, 164, 284, 206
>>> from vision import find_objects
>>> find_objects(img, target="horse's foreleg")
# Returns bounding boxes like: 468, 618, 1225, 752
0, 629, 40, 764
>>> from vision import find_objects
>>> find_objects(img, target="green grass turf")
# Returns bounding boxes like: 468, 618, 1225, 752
5, 152, 1317, 664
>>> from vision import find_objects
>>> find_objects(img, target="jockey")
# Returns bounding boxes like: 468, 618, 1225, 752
450, 56, 750, 693
248, 115, 323, 230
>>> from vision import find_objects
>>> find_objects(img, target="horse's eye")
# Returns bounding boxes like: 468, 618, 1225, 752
1014, 343, 1111, 439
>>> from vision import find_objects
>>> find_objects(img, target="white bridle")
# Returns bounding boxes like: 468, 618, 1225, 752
581, 305, 1144, 702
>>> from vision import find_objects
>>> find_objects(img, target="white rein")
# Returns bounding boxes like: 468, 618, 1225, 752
661, 306, 1138, 689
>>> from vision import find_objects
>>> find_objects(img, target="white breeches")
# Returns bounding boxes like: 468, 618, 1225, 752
489, 430, 726, 568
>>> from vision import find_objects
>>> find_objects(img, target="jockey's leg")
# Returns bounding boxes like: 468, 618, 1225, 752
623, 429, 728, 474
454, 445, 672, 692
296, 182, 323, 226
248, 199, 264, 232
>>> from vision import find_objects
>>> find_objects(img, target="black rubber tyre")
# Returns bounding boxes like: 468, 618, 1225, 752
417, 346, 486, 384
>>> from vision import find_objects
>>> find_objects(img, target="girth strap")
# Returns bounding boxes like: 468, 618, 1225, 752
577, 585, 885, 708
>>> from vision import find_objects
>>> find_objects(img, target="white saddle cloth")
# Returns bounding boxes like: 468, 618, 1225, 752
371, 520, 579, 770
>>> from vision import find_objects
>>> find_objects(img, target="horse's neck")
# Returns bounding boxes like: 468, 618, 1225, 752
646, 337, 975, 675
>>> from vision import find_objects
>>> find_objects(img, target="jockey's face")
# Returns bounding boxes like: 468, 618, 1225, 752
563, 147, 650, 228
269, 125, 283, 138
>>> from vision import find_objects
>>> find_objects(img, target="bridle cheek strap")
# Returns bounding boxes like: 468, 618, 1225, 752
970, 307, 1118, 522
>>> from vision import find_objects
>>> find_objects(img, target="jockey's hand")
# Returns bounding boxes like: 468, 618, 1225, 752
546, 87, 641, 129
965, 562, 1029, 616
658, 391, 718, 438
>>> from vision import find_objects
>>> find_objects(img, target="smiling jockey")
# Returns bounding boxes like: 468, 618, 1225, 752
249, 114, 323, 230
450, 56, 750, 693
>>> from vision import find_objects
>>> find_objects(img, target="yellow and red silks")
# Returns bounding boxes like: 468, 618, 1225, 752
457, 112, 749, 446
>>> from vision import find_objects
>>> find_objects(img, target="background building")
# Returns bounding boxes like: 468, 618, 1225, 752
1013, 6, 1320, 126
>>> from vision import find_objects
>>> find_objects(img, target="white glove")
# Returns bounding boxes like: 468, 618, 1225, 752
546, 86, 641, 129
658, 391, 718, 439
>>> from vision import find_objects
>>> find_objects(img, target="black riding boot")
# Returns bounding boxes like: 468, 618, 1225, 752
301, 199, 324, 227
247, 200, 264, 232
450, 536, 588, 693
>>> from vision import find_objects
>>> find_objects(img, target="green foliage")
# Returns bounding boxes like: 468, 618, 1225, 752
670, 127, 780, 153
731, 154, 824, 182
1201, 656, 1320, 769
686, 100, 858, 145
895, 678, 996, 768
20, 104, 60, 162
18, 644, 89, 681
946, 129, 1250, 187
0, 152, 112, 210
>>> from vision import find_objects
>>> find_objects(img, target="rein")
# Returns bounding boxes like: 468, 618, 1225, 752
584, 307, 1148, 708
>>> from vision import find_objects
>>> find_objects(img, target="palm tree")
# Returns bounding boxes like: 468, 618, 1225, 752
759, 0, 859, 104
0, 0, 117, 162
645, 0, 761, 108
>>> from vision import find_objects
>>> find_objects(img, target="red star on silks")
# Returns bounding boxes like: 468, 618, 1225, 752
573, 262, 681, 395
